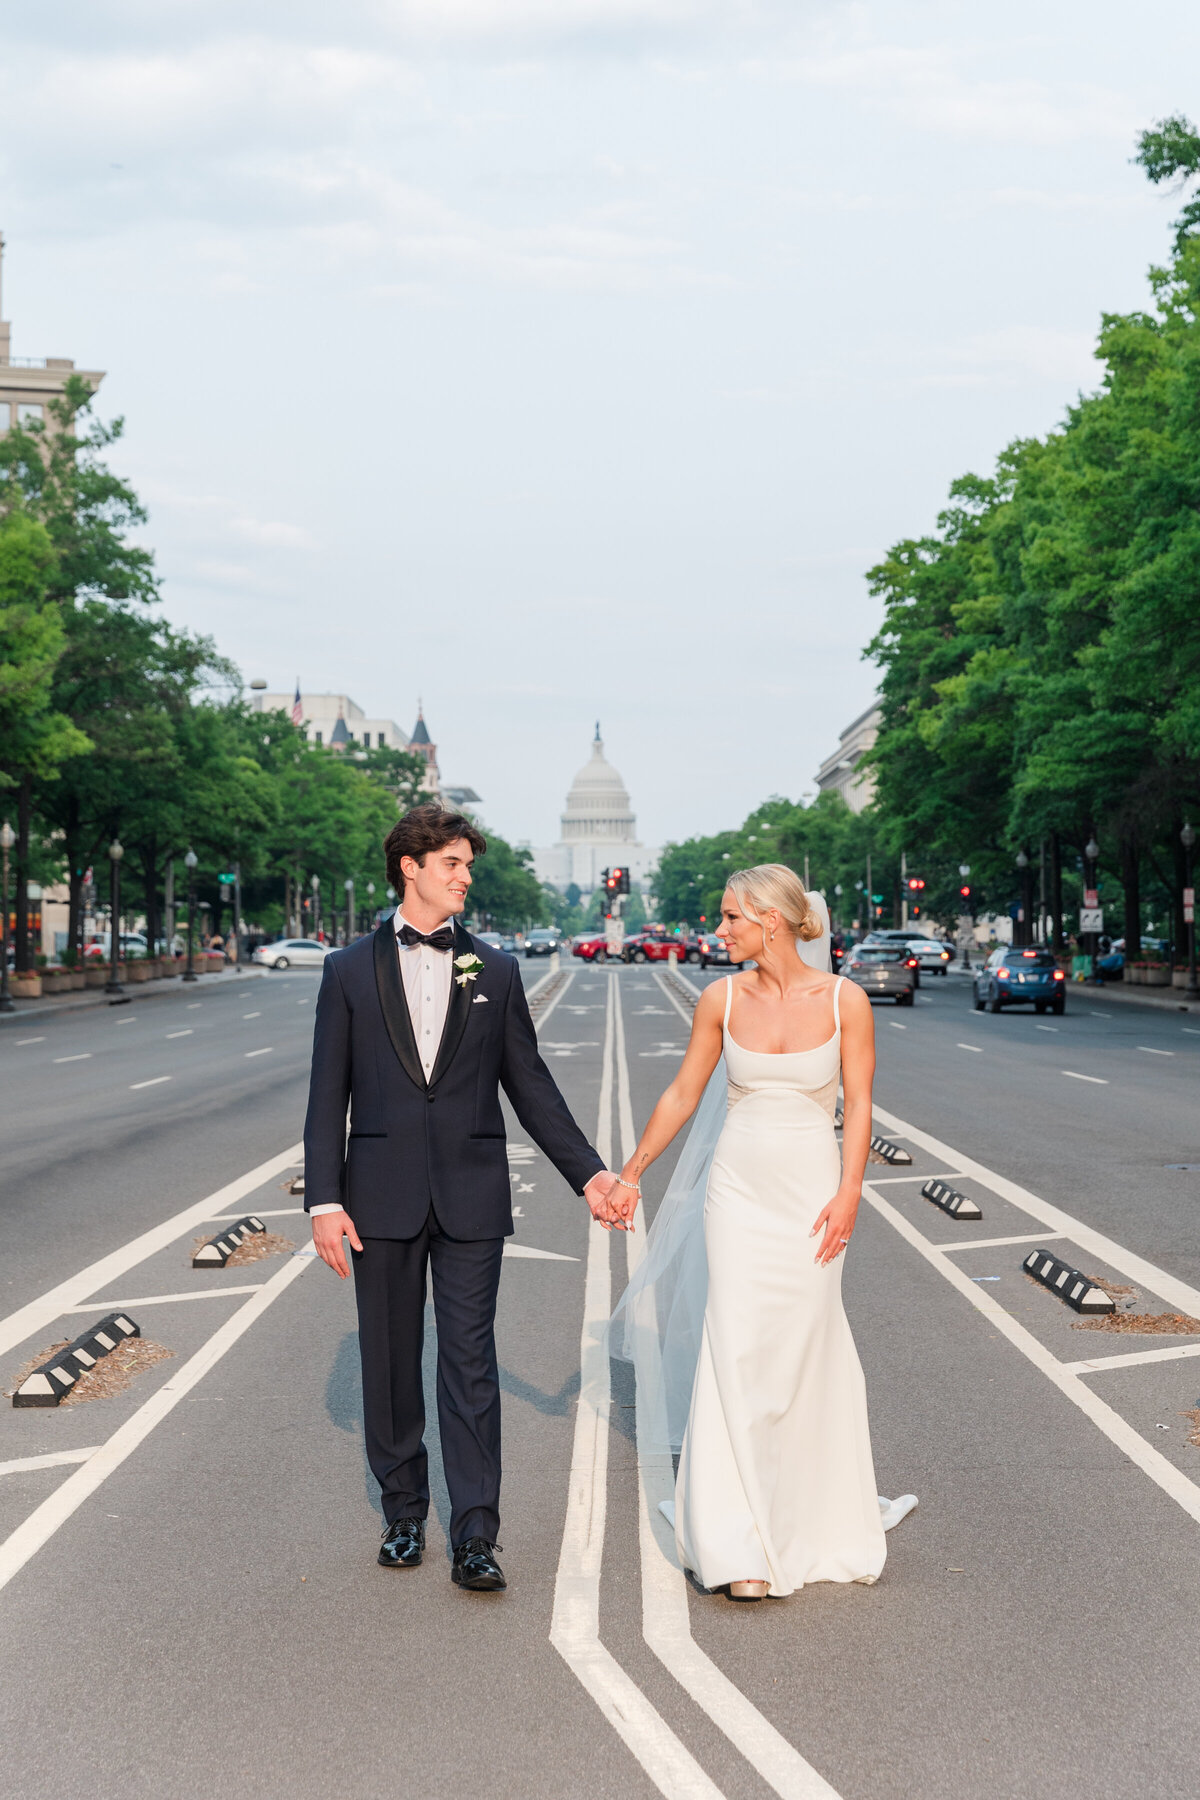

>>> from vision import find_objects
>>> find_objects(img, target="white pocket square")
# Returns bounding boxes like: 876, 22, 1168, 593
472, 993, 489, 1004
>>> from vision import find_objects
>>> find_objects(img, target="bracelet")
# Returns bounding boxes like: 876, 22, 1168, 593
614, 1175, 641, 1193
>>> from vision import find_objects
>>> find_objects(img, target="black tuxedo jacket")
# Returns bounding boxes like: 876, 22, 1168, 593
302, 920, 604, 1239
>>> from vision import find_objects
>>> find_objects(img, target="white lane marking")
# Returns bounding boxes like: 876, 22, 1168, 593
243, 1011, 261, 1019
1183, 1028, 1200, 1036
618, 982, 842, 1799
64, 1286, 265, 1312
1088, 1010, 1110, 1017
115, 1018, 135, 1025
957, 1043, 983, 1053
15, 1037, 45, 1045
936, 1232, 1066, 1253
53, 1053, 91, 1064
0, 1141, 303, 1359
244, 1047, 273, 1058
0, 1251, 317, 1597
1138, 1046, 1174, 1057
1063, 1070, 1108, 1084
550, 977, 721, 1800
0, 1448, 100, 1478
889, 1021, 907, 1030
870, 1103, 1200, 1320
862, 1181, 1200, 1530
503, 1244, 578, 1262
166, 1030, 192, 1039
1066, 1342, 1200, 1375
1035, 1025, 1058, 1033
186, 1003, 201, 1008
130, 1076, 171, 1090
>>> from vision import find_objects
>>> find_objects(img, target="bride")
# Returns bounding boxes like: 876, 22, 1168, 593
612, 863, 908, 1600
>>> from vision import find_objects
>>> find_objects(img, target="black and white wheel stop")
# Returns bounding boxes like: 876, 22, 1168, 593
13, 1312, 140, 1408
1022, 1248, 1115, 1315
869, 1135, 912, 1165
921, 1178, 982, 1220
192, 1215, 266, 1268
287, 1174, 305, 1196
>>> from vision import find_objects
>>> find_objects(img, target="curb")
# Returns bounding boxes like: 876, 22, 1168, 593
193, 1216, 266, 1268
14, 1312, 141, 1407
1022, 1248, 1115, 1314
921, 1177, 982, 1220
0, 965, 266, 1024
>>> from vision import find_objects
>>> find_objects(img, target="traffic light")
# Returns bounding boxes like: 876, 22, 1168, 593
610, 866, 630, 895
960, 885, 971, 900
906, 878, 925, 892
604, 868, 617, 894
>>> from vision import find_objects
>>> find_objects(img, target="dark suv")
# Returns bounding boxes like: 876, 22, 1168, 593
974, 948, 1065, 1014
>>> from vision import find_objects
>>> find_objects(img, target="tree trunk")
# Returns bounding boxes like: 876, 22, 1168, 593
1121, 831, 1140, 958
1050, 832, 1064, 952
1172, 826, 1187, 966
14, 776, 31, 970
143, 840, 160, 955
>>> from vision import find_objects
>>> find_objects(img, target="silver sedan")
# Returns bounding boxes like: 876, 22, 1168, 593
252, 938, 331, 970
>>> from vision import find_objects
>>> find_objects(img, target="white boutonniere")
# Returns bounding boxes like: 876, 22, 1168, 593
455, 952, 485, 988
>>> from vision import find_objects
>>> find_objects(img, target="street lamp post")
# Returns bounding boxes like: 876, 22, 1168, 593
105, 838, 125, 995
183, 848, 198, 982
0, 818, 14, 1014
311, 874, 320, 941
344, 876, 354, 943
1182, 822, 1198, 1002
959, 863, 972, 967
1015, 849, 1030, 948
366, 881, 375, 931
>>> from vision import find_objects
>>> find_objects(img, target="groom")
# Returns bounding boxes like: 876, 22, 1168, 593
304, 802, 623, 1591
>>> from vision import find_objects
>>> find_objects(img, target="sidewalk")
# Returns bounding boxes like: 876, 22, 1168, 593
0, 963, 265, 1024
946, 961, 1198, 1015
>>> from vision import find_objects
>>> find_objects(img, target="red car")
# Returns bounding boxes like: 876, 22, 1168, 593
572, 932, 613, 963
622, 930, 687, 965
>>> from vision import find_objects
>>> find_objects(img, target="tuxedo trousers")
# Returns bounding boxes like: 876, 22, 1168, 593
352, 1219, 505, 1546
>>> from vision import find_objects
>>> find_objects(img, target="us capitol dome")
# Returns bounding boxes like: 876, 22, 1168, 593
529, 725, 661, 899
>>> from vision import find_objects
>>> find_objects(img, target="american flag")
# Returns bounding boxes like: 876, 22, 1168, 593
291, 680, 302, 729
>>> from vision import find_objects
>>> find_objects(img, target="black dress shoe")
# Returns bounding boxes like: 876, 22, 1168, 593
378, 1517, 425, 1568
451, 1537, 506, 1591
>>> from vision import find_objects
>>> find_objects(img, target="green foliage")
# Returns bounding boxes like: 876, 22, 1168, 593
0, 508, 89, 796
468, 833, 547, 930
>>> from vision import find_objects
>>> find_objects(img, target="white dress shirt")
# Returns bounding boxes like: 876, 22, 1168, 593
310, 910, 455, 1217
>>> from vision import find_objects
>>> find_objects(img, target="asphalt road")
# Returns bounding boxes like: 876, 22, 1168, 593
1, 957, 1198, 1799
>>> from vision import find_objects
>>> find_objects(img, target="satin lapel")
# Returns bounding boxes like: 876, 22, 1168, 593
429, 920, 474, 1088
372, 922, 426, 1091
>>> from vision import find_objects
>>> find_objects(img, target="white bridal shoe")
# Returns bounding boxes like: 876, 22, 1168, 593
878, 1494, 918, 1532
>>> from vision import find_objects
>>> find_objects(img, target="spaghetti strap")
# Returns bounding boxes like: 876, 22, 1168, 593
723, 975, 734, 1032
833, 974, 843, 1032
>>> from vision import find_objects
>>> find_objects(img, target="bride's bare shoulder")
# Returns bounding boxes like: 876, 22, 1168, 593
693, 979, 728, 1019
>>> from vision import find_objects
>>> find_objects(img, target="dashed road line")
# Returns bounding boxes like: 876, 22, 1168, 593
1138, 1046, 1174, 1056
166, 1030, 192, 1039
1063, 1070, 1108, 1084
130, 1076, 171, 1090
243, 1011, 261, 1019
889, 1021, 907, 1030
957, 1043, 983, 1053
15, 1037, 45, 1046
53, 1053, 91, 1064
244, 1047, 273, 1058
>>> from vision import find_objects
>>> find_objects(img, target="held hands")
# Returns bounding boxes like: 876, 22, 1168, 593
811, 1189, 860, 1266
312, 1208, 364, 1278
584, 1169, 638, 1232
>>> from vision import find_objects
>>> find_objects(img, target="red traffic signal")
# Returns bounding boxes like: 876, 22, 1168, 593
959, 885, 971, 899
906, 878, 926, 891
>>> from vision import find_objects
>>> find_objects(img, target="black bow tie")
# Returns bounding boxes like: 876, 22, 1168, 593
399, 924, 455, 952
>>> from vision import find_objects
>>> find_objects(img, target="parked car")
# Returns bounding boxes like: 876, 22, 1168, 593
843, 944, 917, 1005
572, 931, 613, 963
973, 947, 1066, 1014
680, 934, 704, 965
524, 929, 561, 958
252, 937, 331, 970
699, 933, 733, 970
475, 932, 505, 950
907, 938, 953, 977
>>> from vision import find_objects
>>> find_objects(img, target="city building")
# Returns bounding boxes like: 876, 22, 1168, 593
530, 726, 660, 899
814, 702, 882, 813
0, 232, 105, 435
251, 689, 410, 753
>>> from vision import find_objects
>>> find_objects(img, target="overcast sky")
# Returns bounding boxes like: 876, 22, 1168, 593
1, 2, 1194, 849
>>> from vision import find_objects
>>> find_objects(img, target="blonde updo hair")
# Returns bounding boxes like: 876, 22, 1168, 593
725, 863, 824, 943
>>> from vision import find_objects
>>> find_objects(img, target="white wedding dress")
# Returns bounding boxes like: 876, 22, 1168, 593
672, 974, 887, 1596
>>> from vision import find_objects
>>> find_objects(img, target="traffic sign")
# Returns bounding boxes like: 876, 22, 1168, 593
1084, 888, 1098, 909
217, 872, 236, 885
1080, 907, 1103, 933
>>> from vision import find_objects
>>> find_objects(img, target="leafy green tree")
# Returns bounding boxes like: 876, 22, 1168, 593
469, 832, 547, 931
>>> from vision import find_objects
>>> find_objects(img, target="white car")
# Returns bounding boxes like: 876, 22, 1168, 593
253, 937, 331, 970
906, 937, 953, 976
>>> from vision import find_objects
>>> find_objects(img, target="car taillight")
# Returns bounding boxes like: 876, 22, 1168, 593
1053, 969, 1064, 980
941, 950, 950, 960
997, 968, 1009, 980
906, 957, 918, 967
